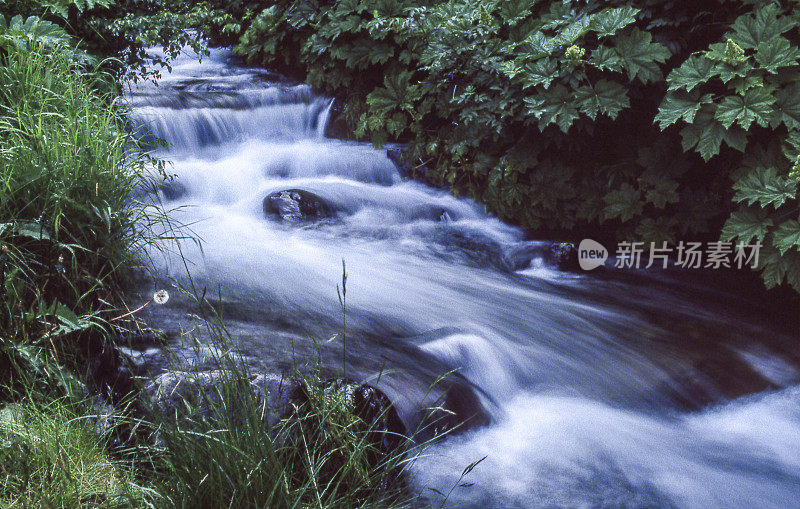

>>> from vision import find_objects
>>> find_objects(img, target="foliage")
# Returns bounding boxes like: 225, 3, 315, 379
657, 2, 800, 290
0, 0, 209, 79
230, 0, 799, 291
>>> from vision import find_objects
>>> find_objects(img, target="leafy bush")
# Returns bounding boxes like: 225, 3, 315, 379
230, 0, 799, 291
0, 0, 209, 79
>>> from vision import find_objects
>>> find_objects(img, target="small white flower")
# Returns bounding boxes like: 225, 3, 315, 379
153, 290, 169, 305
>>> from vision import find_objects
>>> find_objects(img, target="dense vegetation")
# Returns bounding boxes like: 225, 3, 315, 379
0, 0, 796, 505
209, 0, 799, 292
0, 9, 149, 398
1, 0, 208, 78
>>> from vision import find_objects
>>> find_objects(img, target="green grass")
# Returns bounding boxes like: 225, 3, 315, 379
152, 375, 417, 508
0, 37, 160, 392
0, 34, 163, 506
0, 394, 157, 508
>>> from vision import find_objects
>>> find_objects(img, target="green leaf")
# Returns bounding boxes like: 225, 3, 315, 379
713, 61, 750, 84
769, 84, 800, 130
525, 32, 556, 55
52, 303, 92, 335
755, 37, 800, 73
519, 58, 558, 89
645, 179, 679, 209
728, 4, 794, 50
366, 71, 417, 112
680, 106, 726, 161
613, 28, 671, 83
773, 219, 800, 254
758, 245, 799, 290
732, 76, 764, 96
655, 91, 712, 128
573, 80, 629, 121
524, 85, 580, 132
722, 127, 749, 152
498, 0, 531, 25
590, 6, 639, 38
0, 220, 52, 241
732, 166, 797, 208
721, 208, 773, 244
666, 55, 714, 92
550, 16, 595, 47
714, 88, 775, 130
589, 45, 622, 71
602, 183, 642, 222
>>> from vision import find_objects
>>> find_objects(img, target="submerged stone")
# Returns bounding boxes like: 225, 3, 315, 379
545, 241, 578, 271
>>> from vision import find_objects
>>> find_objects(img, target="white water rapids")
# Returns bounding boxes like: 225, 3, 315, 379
128, 48, 800, 508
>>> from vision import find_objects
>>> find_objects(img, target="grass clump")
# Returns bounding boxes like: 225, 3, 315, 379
152, 373, 415, 508
0, 29, 162, 508
0, 34, 157, 393
0, 394, 156, 507
147, 304, 418, 508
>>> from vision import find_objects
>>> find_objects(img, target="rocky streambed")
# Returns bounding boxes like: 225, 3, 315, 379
114, 47, 800, 507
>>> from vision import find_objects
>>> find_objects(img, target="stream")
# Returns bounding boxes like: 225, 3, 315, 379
128, 48, 800, 508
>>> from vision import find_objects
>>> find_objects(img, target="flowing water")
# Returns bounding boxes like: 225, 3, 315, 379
129, 48, 800, 508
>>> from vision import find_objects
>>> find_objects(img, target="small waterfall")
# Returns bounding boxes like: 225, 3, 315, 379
130, 47, 800, 508
315, 99, 334, 139
130, 77, 333, 151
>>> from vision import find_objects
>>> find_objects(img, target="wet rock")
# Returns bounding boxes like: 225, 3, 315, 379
431, 228, 513, 272
386, 147, 409, 175
323, 98, 352, 140
405, 204, 456, 222
157, 181, 186, 201
291, 379, 406, 453
545, 242, 578, 271
117, 346, 162, 377
425, 379, 491, 438
387, 146, 432, 180
373, 374, 491, 441
143, 369, 295, 427
89, 346, 136, 404
263, 189, 332, 222
501, 243, 541, 271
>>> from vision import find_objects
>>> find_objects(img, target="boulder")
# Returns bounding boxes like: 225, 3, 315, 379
143, 369, 295, 427
371, 373, 491, 441
263, 189, 332, 222
545, 242, 578, 271
290, 379, 406, 453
